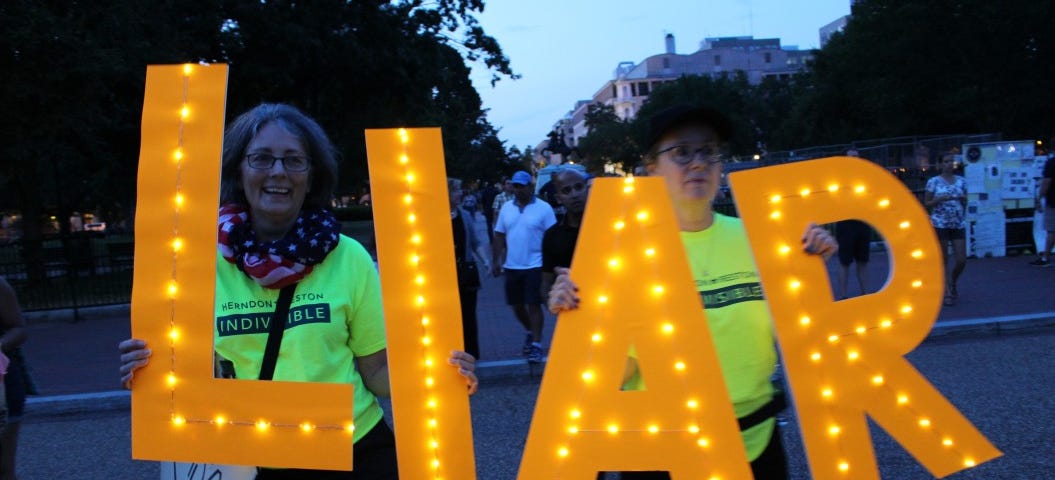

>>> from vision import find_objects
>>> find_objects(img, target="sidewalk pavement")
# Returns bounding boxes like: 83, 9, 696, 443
21, 249, 1055, 407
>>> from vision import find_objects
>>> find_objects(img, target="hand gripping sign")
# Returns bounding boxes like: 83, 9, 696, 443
729, 157, 1002, 479
131, 64, 356, 470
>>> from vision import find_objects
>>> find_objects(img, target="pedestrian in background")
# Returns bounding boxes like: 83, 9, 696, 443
0, 277, 28, 480
924, 153, 968, 306
1031, 153, 1054, 266
449, 178, 491, 360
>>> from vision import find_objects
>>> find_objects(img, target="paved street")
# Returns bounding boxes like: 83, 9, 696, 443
16, 249, 1055, 478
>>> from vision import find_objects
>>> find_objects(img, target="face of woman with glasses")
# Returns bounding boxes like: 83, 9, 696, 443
647, 122, 724, 204
240, 121, 313, 239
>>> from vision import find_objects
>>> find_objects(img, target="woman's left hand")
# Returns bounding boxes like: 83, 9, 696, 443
449, 350, 479, 395
801, 223, 838, 260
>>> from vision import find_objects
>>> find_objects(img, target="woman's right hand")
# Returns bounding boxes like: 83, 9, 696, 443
546, 267, 580, 314
119, 338, 151, 390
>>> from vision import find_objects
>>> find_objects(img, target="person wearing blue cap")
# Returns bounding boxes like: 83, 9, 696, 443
492, 170, 556, 363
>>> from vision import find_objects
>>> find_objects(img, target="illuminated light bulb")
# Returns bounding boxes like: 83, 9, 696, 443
779, 244, 792, 255
428, 418, 438, 428
167, 281, 178, 297
421, 316, 430, 326
770, 194, 782, 204
180, 106, 190, 119
166, 373, 177, 387
581, 370, 595, 382
168, 328, 179, 341
964, 458, 976, 467
399, 154, 409, 164
829, 425, 841, 436
897, 394, 910, 405
942, 438, 954, 447
855, 326, 867, 335
623, 185, 635, 194
900, 221, 911, 230
567, 426, 579, 435
854, 185, 866, 194
415, 275, 425, 286
828, 183, 839, 193
410, 254, 421, 265
647, 424, 659, 434
425, 377, 435, 387
255, 420, 270, 432
591, 333, 602, 343
408, 213, 417, 224
598, 295, 609, 304
770, 210, 782, 220
871, 375, 885, 385
174, 193, 185, 206
688, 424, 700, 434
569, 409, 581, 419
172, 237, 183, 252
607, 424, 619, 435
421, 335, 431, 346
661, 323, 674, 334
431, 459, 440, 469
911, 249, 924, 259
810, 352, 822, 362
800, 188, 811, 197
427, 398, 437, 409
636, 210, 650, 221
674, 361, 686, 371
696, 437, 710, 448
614, 220, 625, 230
911, 279, 923, 288
652, 285, 665, 296
608, 257, 621, 269
300, 422, 314, 433
799, 315, 811, 326
879, 198, 891, 208
424, 357, 434, 367
847, 350, 860, 361
918, 418, 931, 428
686, 399, 699, 410
788, 279, 801, 290
411, 234, 422, 245
880, 319, 893, 329
398, 128, 408, 143
174, 149, 184, 161
901, 305, 913, 315
405, 172, 415, 184
557, 446, 570, 458
416, 295, 426, 306
403, 193, 413, 205
624, 176, 635, 184
213, 415, 226, 426
345, 423, 355, 433
182, 64, 193, 75
430, 439, 439, 449
172, 415, 186, 426
838, 461, 850, 473
644, 248, 656, 257
822, 387, 833, 399
828, 334, 840, 343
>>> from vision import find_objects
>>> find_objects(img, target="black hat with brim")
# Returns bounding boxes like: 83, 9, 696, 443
644, 104, 734, 150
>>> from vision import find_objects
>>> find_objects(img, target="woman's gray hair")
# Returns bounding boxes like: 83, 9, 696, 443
219, 103, 339, 209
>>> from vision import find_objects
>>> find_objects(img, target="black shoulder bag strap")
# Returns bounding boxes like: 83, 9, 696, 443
258, 283, 297, 381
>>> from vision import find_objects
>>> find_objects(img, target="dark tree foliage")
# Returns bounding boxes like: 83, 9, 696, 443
0, 0, 516, 240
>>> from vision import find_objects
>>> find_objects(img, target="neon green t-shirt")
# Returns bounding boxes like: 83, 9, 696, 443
214, 235, 387, 443
625, 213, 777, 460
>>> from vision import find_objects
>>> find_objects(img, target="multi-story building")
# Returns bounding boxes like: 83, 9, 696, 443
539, 34, 813, 161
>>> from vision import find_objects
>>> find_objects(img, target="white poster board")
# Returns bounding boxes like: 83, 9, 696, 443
161, 462, 255, 480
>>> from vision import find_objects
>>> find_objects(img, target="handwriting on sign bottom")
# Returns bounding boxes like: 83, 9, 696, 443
161, 462, 255, 480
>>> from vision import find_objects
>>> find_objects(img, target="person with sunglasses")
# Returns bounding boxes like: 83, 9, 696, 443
118, 103, 479, 479
547, 104, 837, 479
541, 168, 590, 307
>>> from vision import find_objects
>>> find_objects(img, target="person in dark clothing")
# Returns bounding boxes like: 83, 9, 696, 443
541, 168, 590, 297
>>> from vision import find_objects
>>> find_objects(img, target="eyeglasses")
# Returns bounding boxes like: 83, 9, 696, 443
245, 152, 312, 172
654, 143, 725, 166
558, 182, 586, 195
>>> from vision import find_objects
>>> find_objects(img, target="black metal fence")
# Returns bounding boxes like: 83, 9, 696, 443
0, 233, 134, 319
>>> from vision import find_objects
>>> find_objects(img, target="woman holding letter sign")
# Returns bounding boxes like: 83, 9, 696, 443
119, 103, 478, 479
547, 105, 837, 479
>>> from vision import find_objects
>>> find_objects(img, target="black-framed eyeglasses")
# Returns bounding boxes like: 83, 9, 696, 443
654, 143, 725, 166
558, 182, 586, 195
245, 152, 312, 172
